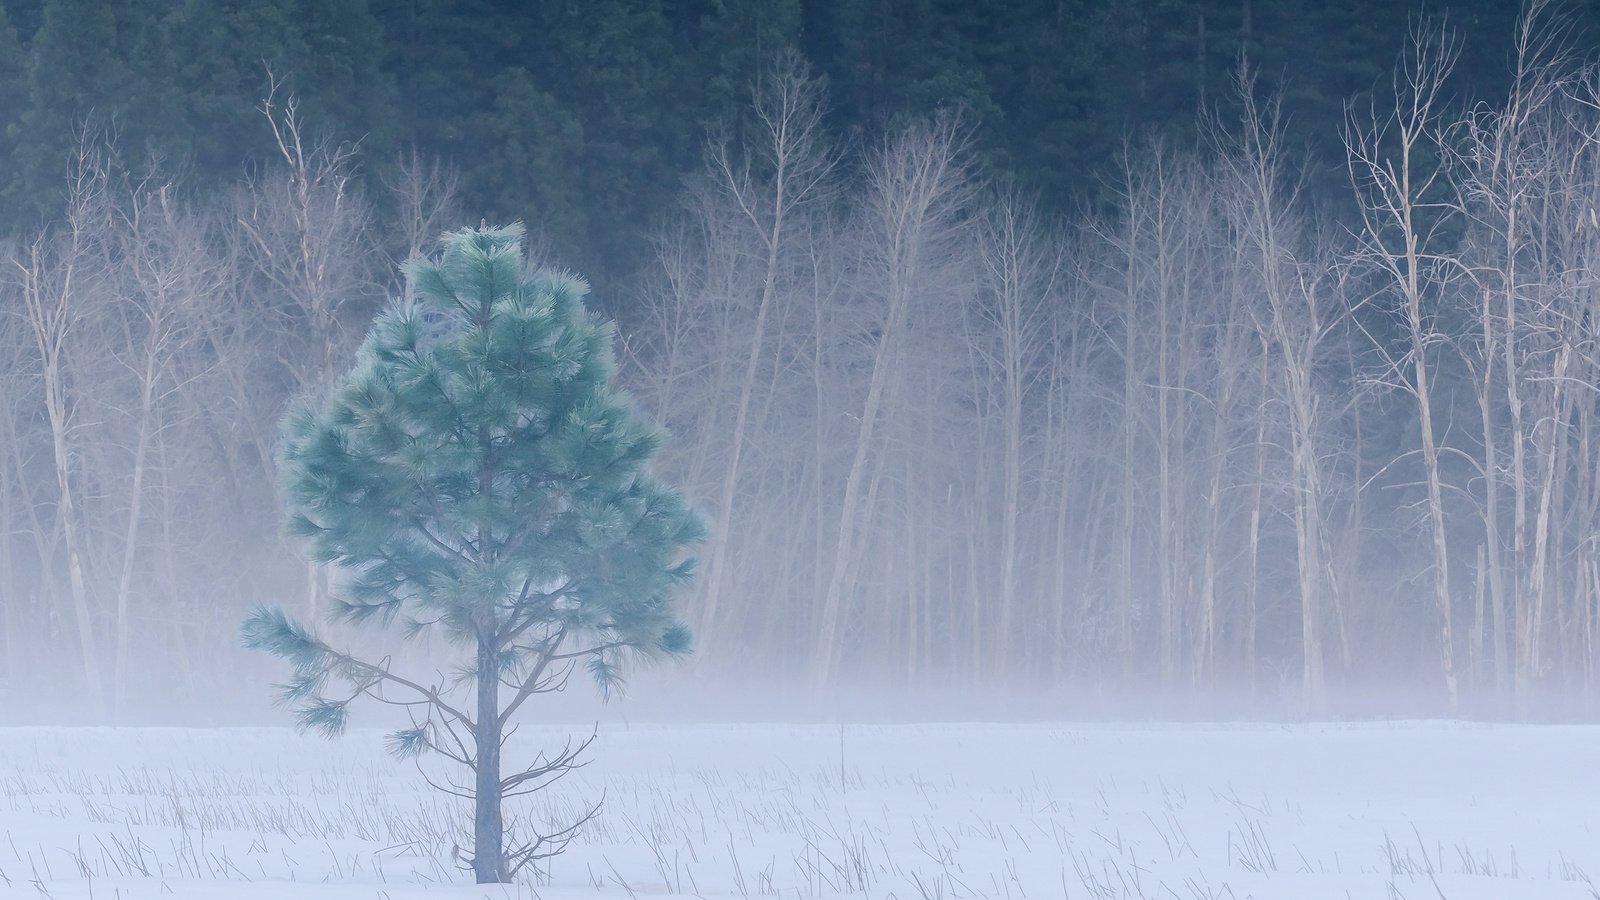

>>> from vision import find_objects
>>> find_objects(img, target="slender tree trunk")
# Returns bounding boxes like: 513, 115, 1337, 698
1050, 371, 1078, 682
1506, 239, 1533, 714
155, 437, 195, 688
814, 122, 961, 688
112, 347, 160, 715
0, 452, 15, 685
980, 195, 1041, 682
1119, 219, 1140, 677
998, 308, 1023, 682
473, 636, 504, 882
1477, 285, 1510, 702
22, 246, 107, 719
696, 184, 785, 655
813, 343, 896, 687
1346, 22, 1461, 713
1413, 309, 1458, 713
1195, 322, 1240, 687
904, 449, 921, 685
1154, 220, 1178, 686
1246, 410, 1266, 701
48, 353, 101, 717
1291, 414, 1326, 713
1473, 544, 1487, 693
1196, 420, 1226, 689
1524, 343, 1570, 696
1397, 131, 1459, 714
1549, 375, 1574, 688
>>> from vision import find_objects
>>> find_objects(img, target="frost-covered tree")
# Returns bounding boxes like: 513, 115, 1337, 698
243, 223, 703, 883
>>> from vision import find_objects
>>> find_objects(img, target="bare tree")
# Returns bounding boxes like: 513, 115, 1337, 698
1447, 1, 1580, 712
972, 187, 1055, 676
692, 55, 835, 656
385, 148, 461, 268
1038, 245, 1107, 682
811, 116, 974, 688
1346, 21, 1464, 712
96, 180, 222, 710
236, 77, 377, 388
12, 140, 113, 718
1094, 141, 1227, 689
1219, 75, 1354, 711
235, 78, 379, 621
0, 240, 22, 687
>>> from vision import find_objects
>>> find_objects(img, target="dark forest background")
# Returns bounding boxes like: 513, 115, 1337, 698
11, 0, 1600, 724
0, 0, 1564, 286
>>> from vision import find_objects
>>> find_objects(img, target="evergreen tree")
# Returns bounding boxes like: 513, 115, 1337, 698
164, 0, 396, 182
370, 0, 506, 154
988, 0, 1115, 203
243, 223, 704, 883
683, 0, 803, 128
16, 0, 153, 218
460, 68, 589, 264
527, 0, 685, 277
0, 1, 26, 207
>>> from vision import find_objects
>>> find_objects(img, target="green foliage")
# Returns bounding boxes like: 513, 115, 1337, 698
162, 0, 396, 178
520, 0, 683, 272
15, 0, 143, 218
0, 2, 24, 205
384, 724, 433, 758
460, 69, 589, 263
690, 0, 804, 127
3, 0, 395, 226
246, 223, 703, 741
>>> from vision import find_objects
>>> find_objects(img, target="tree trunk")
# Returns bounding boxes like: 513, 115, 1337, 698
812, 289, 895, 687
1401, 133, 1458, 715
1119, 208, 1140, 678
1292, 421, 1326, 713
23, 246, 107, 719
696, 179, 785, 656
1346, 22, 1460, 714
1156, 256, 1177, 687
1524, 342, 1570, 698
1477, 285, 1509, 702
814, 122, 960, 688
1246, 410, 1266, 702
112, 348, 160, 716
1473, 544, 1486, 694
1414, 324, 1458, 714
0, 454, 15, 685
473, 636, 504, 882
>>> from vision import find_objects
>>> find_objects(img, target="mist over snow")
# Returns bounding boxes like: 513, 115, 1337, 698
6, 0, 1600, 897
3, 722, 1597, 899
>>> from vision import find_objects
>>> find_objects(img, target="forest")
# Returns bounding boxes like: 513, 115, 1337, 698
5, 0, 1600, 721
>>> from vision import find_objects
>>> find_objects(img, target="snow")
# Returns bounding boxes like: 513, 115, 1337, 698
0, 721, 1595, 898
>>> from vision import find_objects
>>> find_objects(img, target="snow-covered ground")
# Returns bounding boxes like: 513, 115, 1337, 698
0, 721, 1594, 899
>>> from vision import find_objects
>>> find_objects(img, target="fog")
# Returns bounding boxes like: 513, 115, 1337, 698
5, 16, 1600, 734
9, 5, 1600, 899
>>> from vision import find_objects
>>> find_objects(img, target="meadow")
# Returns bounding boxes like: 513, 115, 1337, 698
0, 721, 1594, 899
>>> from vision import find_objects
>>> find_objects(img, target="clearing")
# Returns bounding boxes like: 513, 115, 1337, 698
0, 721, 1593, 898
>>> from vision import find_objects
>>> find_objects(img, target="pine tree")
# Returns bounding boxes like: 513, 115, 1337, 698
0, 1, 27, 211
243, 223, 704, 883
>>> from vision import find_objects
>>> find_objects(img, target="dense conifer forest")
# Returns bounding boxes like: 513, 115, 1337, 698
0, 0, 1575, 282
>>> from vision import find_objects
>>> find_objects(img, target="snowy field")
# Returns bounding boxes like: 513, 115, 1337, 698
0, 721, 1595, 899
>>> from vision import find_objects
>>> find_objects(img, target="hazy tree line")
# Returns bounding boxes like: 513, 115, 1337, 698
10, 4, 1600, 719
638, 6, 1600, 718
0, 92, 403, 717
